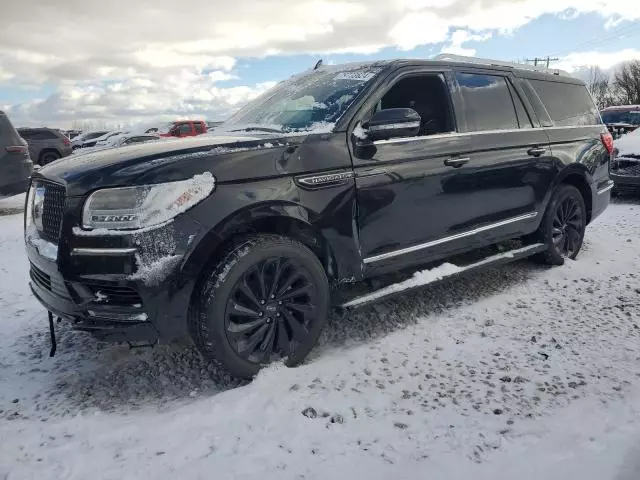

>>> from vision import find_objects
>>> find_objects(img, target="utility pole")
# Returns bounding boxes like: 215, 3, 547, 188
525, 56, 559, 68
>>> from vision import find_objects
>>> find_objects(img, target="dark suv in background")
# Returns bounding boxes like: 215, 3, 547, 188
25, 56, 612, 378
601, 105, 640, 138
18, 127, 73, 165
0, 111, 33, 197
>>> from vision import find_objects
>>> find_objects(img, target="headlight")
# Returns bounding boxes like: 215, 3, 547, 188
25, 185, 36, 234
24, 184, 45, 231
82, 172, 215, 231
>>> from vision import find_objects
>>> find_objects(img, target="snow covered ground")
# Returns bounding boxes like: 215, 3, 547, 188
0, 193, 25, 216
1, 198, 640, 479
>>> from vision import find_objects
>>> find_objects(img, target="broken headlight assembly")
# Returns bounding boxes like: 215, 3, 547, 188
81, 172, 215, 231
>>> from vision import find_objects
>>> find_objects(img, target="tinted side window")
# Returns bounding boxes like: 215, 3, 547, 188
194, 123, 204, 134
18, 130, 35, 140
178, 123, 192, 134
35, 131, 58, 140
528, 80, 600, 127
456, 73, 519, 132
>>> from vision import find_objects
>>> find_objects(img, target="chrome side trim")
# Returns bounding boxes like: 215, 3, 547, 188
363, 212, 539, 264
71, 247, 137, 256
597, 181, 614, 195
369, 121, 420, 132
372, 125, 604, 146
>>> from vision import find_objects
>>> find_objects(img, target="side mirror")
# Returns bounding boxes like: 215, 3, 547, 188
362, 108, 421, 141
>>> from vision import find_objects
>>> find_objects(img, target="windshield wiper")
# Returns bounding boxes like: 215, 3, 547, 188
229, 126, 283, 133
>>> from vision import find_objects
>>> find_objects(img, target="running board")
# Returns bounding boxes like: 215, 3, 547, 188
339, 243, 547, 310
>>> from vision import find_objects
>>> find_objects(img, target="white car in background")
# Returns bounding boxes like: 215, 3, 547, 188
71, 130, 111, 149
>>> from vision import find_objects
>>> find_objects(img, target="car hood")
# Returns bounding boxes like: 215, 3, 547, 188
614, 129, 640, 158
34, 133, 303, 196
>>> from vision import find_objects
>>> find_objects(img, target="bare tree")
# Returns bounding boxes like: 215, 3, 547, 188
614, 60, 640, 105
587, 66, 615, 109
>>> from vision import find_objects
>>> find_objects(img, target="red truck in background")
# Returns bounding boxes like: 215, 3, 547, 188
151, 120, 208, 138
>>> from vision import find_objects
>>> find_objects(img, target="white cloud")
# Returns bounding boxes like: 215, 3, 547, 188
440, 29, 493, 57
2, 0, 640, 127
557, 48, 640, 72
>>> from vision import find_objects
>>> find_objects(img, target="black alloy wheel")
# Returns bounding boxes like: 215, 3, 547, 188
551, 195, 584, 258
532, 184, 587, 265
225, 257, 319, 363
191, 235, 329, 379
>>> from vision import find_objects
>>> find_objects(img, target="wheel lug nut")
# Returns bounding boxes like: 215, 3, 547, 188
258, 312, 263, 317
270, 294, 275, 299
260, 300, 266, 305
278, 301, 282, 305
276, 313, 281, 317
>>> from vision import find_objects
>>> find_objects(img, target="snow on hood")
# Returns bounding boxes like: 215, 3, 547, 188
614, 128, 640, 157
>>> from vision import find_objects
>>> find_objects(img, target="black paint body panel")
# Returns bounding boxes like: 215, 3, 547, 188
25, 59, 611, 341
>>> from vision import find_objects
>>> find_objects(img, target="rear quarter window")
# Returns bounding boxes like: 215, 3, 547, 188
527, 79, 600, 127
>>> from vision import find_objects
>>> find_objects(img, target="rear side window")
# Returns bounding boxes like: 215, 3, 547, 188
178, 123, 192, 135
20, 130, 57, 140
455, 73, 520, 132
527, 80, 600, 127
194, 123, 204, 134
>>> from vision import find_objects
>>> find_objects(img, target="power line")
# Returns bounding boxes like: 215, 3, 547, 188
525, 56, 559, 68
549, 22, 640, 57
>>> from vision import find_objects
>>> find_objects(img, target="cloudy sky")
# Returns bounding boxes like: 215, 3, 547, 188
1, 0, 639, 128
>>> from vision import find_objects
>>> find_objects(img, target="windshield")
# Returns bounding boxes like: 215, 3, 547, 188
226, 64, 384, 132
601, 110, 640, 125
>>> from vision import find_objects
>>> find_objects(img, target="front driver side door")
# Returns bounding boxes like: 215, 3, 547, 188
350, 67, 472, 272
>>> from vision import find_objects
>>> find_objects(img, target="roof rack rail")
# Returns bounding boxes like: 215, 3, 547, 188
433, 54, 570, 77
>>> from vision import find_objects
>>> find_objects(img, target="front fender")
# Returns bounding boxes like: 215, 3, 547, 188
175, 176, 362, 307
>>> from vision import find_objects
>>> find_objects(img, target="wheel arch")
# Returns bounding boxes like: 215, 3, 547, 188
544, 164, 594, 224
180, 201, 342, 304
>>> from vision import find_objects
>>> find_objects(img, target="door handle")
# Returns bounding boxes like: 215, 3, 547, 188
444, 157, 470, 168
527, 147, 547, 157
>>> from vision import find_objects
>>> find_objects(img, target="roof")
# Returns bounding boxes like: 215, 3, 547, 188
316, 55, 581, 84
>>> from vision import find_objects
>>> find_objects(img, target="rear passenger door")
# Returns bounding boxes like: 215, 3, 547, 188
449, 69, 554, 239
518, 77, 610, 194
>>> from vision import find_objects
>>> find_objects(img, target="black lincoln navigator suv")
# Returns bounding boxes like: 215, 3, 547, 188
25, 56, 613, 378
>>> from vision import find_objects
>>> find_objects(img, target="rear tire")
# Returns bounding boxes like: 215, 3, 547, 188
40, 151, 60, 165
190, 234, 329, 379
532, 184, 587, 265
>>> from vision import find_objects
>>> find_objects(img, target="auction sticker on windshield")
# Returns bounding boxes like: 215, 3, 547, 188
334, 71, 379, 82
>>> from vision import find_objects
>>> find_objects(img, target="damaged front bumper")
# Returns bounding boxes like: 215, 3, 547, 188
26, 214, 203, 344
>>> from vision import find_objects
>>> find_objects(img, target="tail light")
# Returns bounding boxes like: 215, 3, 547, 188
63, 137, 71, 146
5, 145, 28, 154
601, 132, 614, 155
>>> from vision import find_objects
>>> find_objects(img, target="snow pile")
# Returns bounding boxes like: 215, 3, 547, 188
352, 122, 368, 140
345, 262, 462, 307
128, 254, 182, 287
615, 128, 640, 157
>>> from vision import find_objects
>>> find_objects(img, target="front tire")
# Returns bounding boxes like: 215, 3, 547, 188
40, 151, 60, 165
191, 235, 329, 379
533, 184, 587, 265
